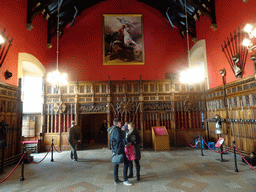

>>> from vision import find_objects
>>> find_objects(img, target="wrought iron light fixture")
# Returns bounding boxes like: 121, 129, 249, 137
0, 29, 13, 67
4, 70, 12, 80
47, 0, 68, 91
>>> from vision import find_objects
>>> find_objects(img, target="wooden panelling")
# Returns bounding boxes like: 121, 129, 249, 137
206, 75, 256, 156
41, 79, 206, 150
0, 81, 22, 169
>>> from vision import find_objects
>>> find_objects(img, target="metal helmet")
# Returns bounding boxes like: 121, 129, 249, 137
214, 114, 223, 134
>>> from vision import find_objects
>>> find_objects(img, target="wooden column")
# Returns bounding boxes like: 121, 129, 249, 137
63, 113, 66, 132
139, 78, 144, 148
140, 102, 144, 149
75, 79, 79, 124
54, 114, 57, 133
41, 75, 46, 134
47, 104, 50, 133
59, 114, 61, 150
171, 93, 176, 146
67, 112, 70, 130
51, 113, 54, 133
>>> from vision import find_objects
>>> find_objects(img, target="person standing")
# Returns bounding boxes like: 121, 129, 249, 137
121, 121, 129, 132
126, 122, 141, 181
101, 120, 108, 144
108, 118, 132, 186
68, 121, 81, 161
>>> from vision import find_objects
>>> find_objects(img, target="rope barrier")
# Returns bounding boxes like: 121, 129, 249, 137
0, 154, 25, 184
25, 145, 52, 164
53, 144, 61, 153
235, 146, 256, 172
181, 127, 200, 148
182, 127, 256, 172
53, 138, 69, 153
202, 138, 233, 154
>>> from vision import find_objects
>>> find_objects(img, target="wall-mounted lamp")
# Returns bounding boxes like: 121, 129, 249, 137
0, 34, 4, 44
0, 29, 13, 67
242, 23, 256, 51
219, 68, 227, 109
4, 70, 12, 80
219, 68, 226, 76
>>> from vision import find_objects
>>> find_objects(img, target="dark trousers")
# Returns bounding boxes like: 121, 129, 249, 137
128, 159, 140, 177
70, 144, 77, 160
114, 153, 129, 182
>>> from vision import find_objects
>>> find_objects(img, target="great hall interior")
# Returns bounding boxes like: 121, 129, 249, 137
0, 0, 256, 191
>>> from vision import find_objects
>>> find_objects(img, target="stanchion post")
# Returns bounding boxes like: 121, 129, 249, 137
51, 138, 54, 162
0, 148, 4, 173
200, 136, 204, 156
233, 141, 239, 172
20, 147, 25, 181
220, 143, 223, 162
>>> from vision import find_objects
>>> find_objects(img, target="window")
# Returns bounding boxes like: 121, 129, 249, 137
22, 76, 42, 113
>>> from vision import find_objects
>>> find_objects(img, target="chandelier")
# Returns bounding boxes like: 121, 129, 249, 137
242, 23, 256, 51
47, 0, 68, 91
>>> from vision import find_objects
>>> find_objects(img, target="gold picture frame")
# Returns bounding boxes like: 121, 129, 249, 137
102, 14, 144, 65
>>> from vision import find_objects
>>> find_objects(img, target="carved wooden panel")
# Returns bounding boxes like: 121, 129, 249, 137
43, 79, 206, 148
0, 82, 22, 166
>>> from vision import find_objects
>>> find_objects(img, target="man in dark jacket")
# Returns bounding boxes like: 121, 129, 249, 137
108, 118, 132, 186
68, 121, 81, 161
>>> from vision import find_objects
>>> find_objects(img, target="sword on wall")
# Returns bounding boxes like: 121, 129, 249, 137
230, 104, 235, 141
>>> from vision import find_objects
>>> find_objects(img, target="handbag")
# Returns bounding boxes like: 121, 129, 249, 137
125, 145, 136, 161
111, 152, 124, 164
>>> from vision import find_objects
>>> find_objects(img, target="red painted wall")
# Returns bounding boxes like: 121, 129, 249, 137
5, 0, 252, 86
195, 0, 256, 88
46, 0, 188, 81
0, 0, 55, 86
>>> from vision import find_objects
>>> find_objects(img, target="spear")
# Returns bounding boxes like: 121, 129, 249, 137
236, 109, 240, 148
230, 33, 236, 57
241, 101, 247, 150
230, 104, 234, 141
224, 41, 236, 74
234, 30, 238, 54
241, 101, 245, 138
252, 107, 255, 141
227, 37, 234, 59
248, 105, 252, 139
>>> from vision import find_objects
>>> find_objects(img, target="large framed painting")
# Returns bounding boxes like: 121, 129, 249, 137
103, 14, 144, 65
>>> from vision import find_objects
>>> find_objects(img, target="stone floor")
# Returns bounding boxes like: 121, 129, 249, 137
0, 145, 256, 192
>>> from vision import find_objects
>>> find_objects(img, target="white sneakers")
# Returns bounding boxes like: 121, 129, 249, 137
123, 180, 132, 186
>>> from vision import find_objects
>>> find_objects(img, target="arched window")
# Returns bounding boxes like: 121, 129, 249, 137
18, 53, 46, 113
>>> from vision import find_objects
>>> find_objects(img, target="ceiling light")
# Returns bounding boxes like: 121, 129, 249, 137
47, 0, 68, 92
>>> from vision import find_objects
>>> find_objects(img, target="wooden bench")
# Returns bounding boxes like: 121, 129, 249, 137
22, 140, 38, 153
